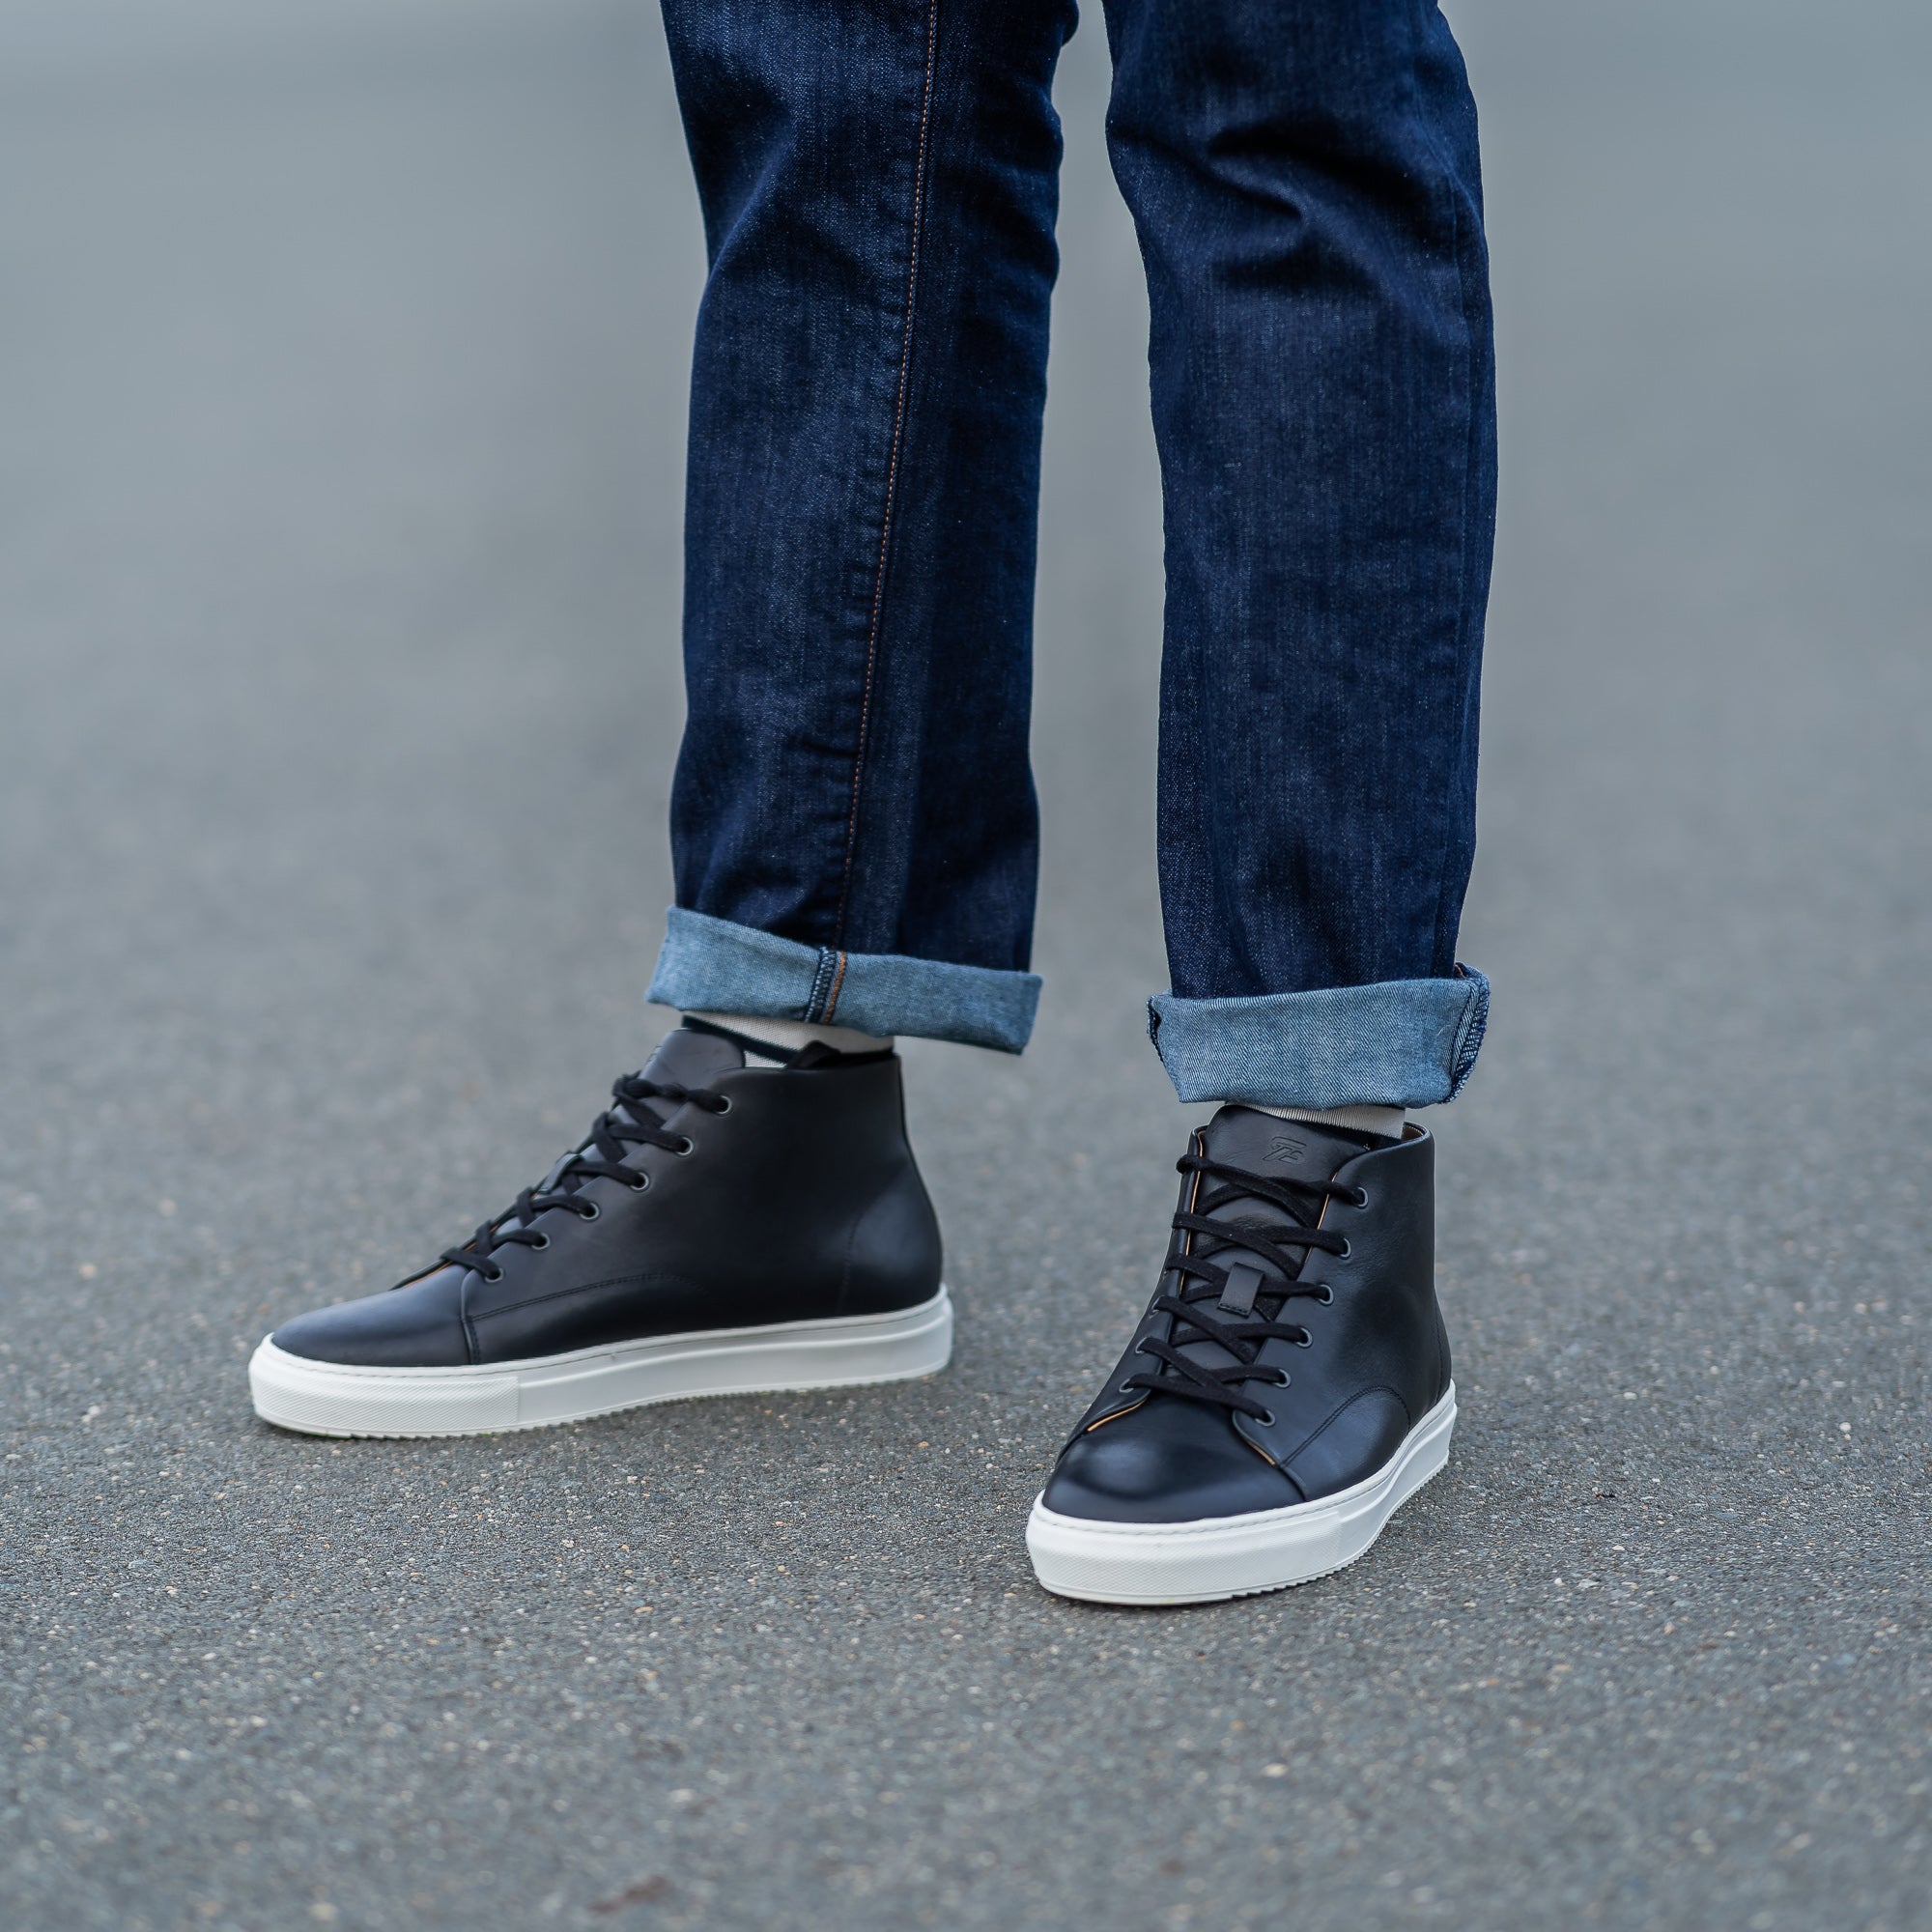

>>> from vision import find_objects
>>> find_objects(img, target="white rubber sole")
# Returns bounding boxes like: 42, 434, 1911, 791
248, 1288, 952, 1438
1025, 1383, 1456, 1605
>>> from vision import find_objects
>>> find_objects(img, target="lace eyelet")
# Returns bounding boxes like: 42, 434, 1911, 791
629, 1173, 650, 1192
1335, 1238, 1352, 1261
577, 1201, 601, 1222
481, 1265, 504, 1284
529, 1233, 550, 1250
1314, 1284, 1334, 1305
1348, 1186, 1370, 1209
1293, 1330, 1313, 1349
1255, 1408, 1277, 1429
712, 1095, 733, 1115
674, 1136, 696, 1156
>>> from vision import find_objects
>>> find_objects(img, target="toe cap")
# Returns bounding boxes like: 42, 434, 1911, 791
1041, 1396, 1301, 1524
270, 1266, 469, 1368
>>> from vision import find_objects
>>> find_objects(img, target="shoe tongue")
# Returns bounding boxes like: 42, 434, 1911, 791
639, 1024, 746, 1088
1199, 1105, 1377, 1190
1154, 1107, 1368, 1389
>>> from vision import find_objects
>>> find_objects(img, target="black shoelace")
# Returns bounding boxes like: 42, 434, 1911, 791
436, 1072, 728, 1285
1121, 1149, 1366, 1422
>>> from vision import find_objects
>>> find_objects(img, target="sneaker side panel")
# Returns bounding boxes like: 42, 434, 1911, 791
266, 1054, 946, 1377
460, 1055, 941, 1358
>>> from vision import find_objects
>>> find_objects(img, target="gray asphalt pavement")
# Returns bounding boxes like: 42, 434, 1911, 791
4, 3, 1931, 1927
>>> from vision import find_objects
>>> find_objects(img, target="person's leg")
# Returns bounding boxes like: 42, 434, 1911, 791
250, 0, 1077, 1437
1126, 0, 1494, 1107
646, 0, 1078, 1055
1030, 0, 1494, 1604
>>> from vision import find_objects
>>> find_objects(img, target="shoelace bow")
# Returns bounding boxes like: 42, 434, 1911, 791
1122, 1150, 1366, 1421
436, 1072, 727, 1284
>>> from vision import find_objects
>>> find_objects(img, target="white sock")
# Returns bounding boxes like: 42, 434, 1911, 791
1235, 1100, 1406, 1142
686, 1011, 894, 1063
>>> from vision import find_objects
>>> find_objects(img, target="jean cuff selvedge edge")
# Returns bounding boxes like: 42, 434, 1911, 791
646, 907, 1042, 1054
1147, 966, 1490, 1110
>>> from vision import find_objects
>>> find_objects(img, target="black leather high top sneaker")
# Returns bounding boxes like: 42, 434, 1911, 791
1026, 1107, 1454, 1605
248, 1021, 950, 1436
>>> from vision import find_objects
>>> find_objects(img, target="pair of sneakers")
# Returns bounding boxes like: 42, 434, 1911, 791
250, 1020, 1456, 1605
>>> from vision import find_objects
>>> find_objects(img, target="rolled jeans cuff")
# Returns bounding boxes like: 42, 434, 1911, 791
646, 907, 1041, 1054
1146, 967, 1490, 1110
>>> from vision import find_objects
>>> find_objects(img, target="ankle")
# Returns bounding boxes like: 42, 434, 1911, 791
1234, 1100, 1406, 1143
684, 1010, 895, 1062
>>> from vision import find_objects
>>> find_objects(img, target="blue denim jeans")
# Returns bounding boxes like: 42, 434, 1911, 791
645, 0, 1495, 1111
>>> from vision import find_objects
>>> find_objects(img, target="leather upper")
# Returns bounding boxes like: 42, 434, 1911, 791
270, 1026, 943, 1368
1040, 1107, 1447, 1524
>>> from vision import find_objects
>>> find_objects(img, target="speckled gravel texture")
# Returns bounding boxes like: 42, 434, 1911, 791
3, 3, 1930, 1928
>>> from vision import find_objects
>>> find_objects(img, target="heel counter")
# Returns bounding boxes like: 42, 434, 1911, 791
1413, 1133, 1453, 1401
1413, 1129, 1451, 1398
1353, 1125, 1444, 1420
839, 1157, 944, 1315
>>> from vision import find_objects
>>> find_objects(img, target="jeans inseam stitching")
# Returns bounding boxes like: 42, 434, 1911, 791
806, 947, 839, 1024
834, 0, 939, 949
1446, 967, 1488, 1099
823, 950, 850, 1022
